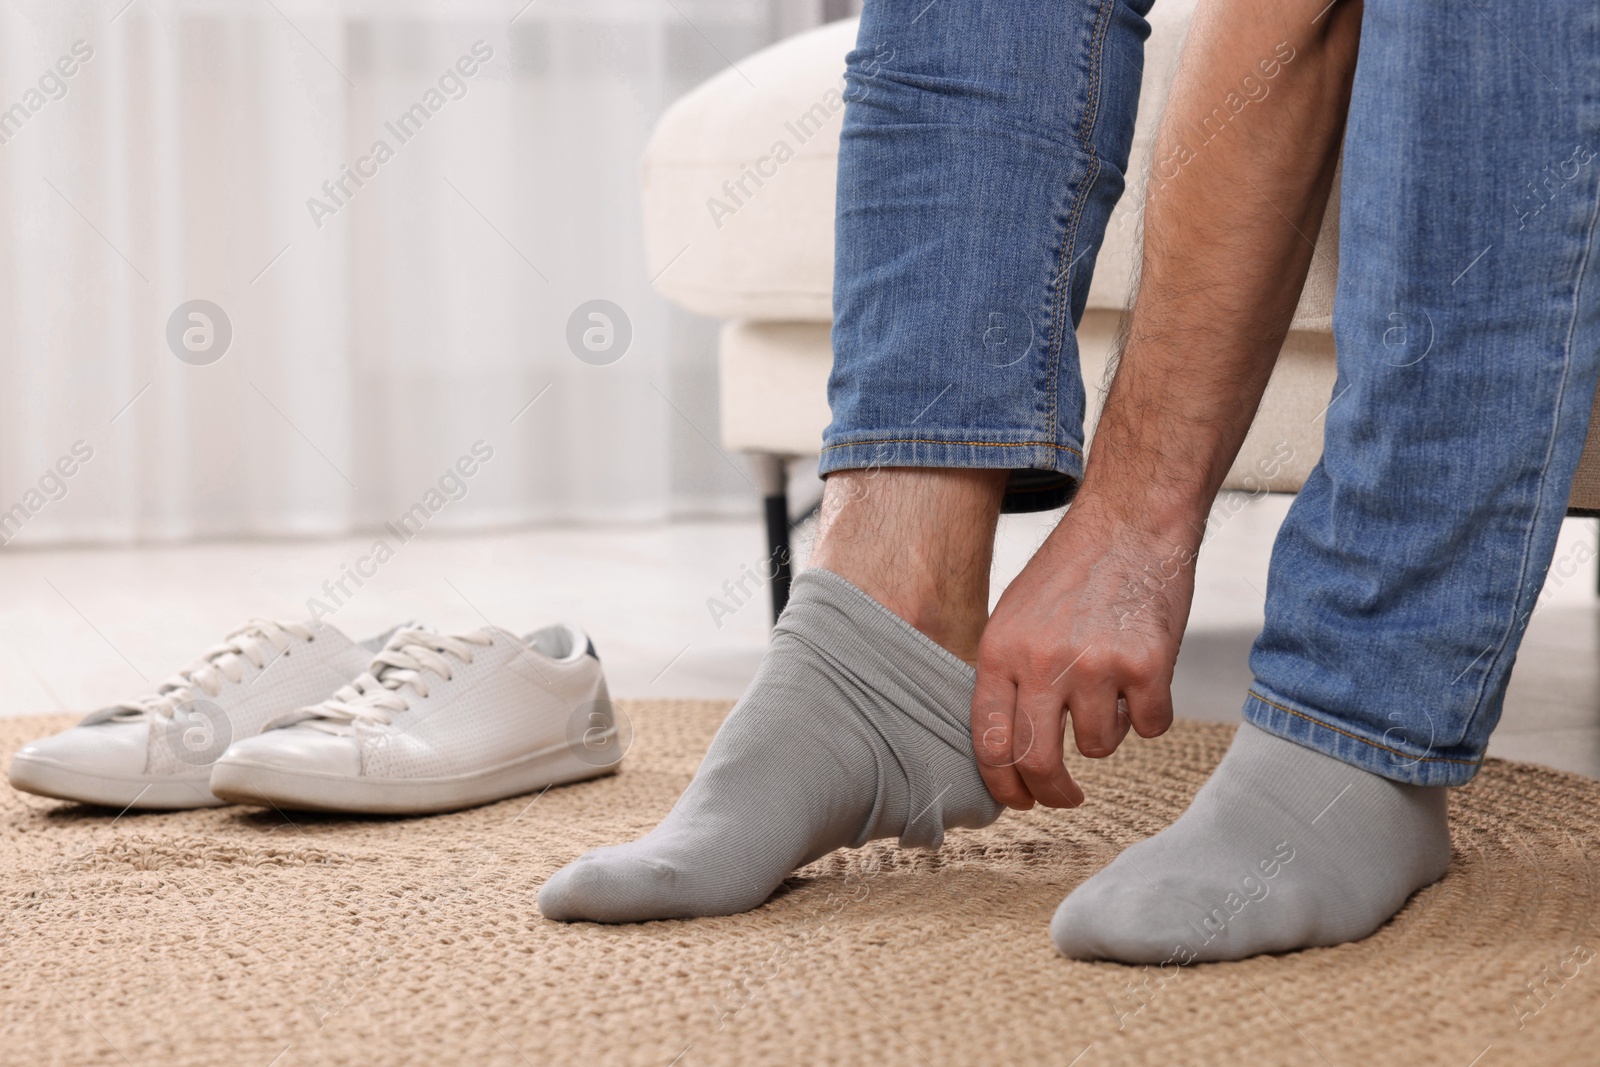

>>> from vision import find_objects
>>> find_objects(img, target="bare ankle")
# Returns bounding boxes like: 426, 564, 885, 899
808, 467, 1007, 663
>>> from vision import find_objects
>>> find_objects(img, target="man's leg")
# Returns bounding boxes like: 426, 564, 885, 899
809, 468, 1006, 666
541, 471, 1010, 922
1057, 0, 1600, 962
539, 0, 1152, 922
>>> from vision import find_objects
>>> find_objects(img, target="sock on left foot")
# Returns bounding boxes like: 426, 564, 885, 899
537, 568, 1002, 923
1052, 722, 1451, 963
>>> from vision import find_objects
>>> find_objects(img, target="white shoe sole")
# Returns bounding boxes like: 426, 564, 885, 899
8, 753, 225, 810
209, 742, 620, 815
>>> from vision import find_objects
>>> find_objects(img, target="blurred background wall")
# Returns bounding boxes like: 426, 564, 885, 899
0, 0, 856, 545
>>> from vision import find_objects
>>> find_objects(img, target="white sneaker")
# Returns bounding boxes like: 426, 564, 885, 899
209, 623, 621, 815
9, 619, 406, 810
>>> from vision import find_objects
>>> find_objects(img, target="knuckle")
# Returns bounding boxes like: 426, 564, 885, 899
1074, 649, 1116, 679
1116, 649, 1159, 680
976, 716, 1014, 755
1129, 697, 1172, 723
1131, 709, 1174, 737
1019, 652, 1064, 689
1141, 659, 1178, 688
977, 638, 1021, 675
975, 636, 1003, 665
1015, 751, 1059, 778
976, 735, 1012, 765
1071, 713, 1116, 748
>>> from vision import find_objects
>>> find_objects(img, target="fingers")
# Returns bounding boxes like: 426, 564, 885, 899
1068, 681, 1132, 764
975, 631, 1178, 809
970, 668, 1034, 810
1066, 641, 1175, 751
1012, 686, 1083, 808
1122, 674, 1175, 739
975, 632, 1086, 810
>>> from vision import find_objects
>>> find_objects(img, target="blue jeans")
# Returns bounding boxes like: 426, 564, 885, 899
824, 0, 1155, 511
825, 0, 1600, 786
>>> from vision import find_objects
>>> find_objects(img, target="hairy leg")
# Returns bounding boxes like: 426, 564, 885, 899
811, 467, 1007, 663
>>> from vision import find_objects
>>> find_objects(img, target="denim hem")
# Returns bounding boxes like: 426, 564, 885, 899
816, 435, 1084, 480
1242, 687, 1482, 788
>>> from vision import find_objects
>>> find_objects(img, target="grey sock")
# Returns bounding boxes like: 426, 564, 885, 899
538, 567, 1003, 922
1053, 722, 1451, 963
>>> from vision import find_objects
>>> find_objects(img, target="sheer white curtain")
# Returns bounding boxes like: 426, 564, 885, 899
0, 0, 822, 545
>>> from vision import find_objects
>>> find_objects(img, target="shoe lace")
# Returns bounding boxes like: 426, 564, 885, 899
111, 619, 315, 722
297, 628, 493, 733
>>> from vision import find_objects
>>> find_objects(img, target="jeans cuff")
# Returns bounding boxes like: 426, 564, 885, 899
816, 434, 1083, 481
1242, 686, 1483, 787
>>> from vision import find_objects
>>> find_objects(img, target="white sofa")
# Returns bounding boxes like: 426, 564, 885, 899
639, 8, 1600, 618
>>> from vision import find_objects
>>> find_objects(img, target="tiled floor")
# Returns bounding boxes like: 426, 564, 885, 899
2, 494, 1596, 776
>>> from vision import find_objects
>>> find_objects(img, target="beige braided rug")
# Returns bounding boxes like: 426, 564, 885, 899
3, 703, 1598, 1067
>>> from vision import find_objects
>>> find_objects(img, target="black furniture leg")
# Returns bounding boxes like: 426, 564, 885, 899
751, 454, 792, 622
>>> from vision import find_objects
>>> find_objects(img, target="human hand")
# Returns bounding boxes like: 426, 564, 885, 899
972, 492, 1202, 809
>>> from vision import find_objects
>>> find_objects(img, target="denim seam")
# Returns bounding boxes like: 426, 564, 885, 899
1046, 0, 1117, 457
1247, 689, 1482, 767
820, 438, 1082, 456
1461, 165, 1600, 740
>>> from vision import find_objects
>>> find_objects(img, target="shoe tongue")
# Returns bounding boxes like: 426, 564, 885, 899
388, 621, 436, 643
360, 620, 431, 655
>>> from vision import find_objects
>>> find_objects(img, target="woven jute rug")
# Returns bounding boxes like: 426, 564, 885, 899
4, 703, 1598, 1066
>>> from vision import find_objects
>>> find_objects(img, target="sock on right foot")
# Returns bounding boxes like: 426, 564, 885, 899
1052, 722, 1452, 963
